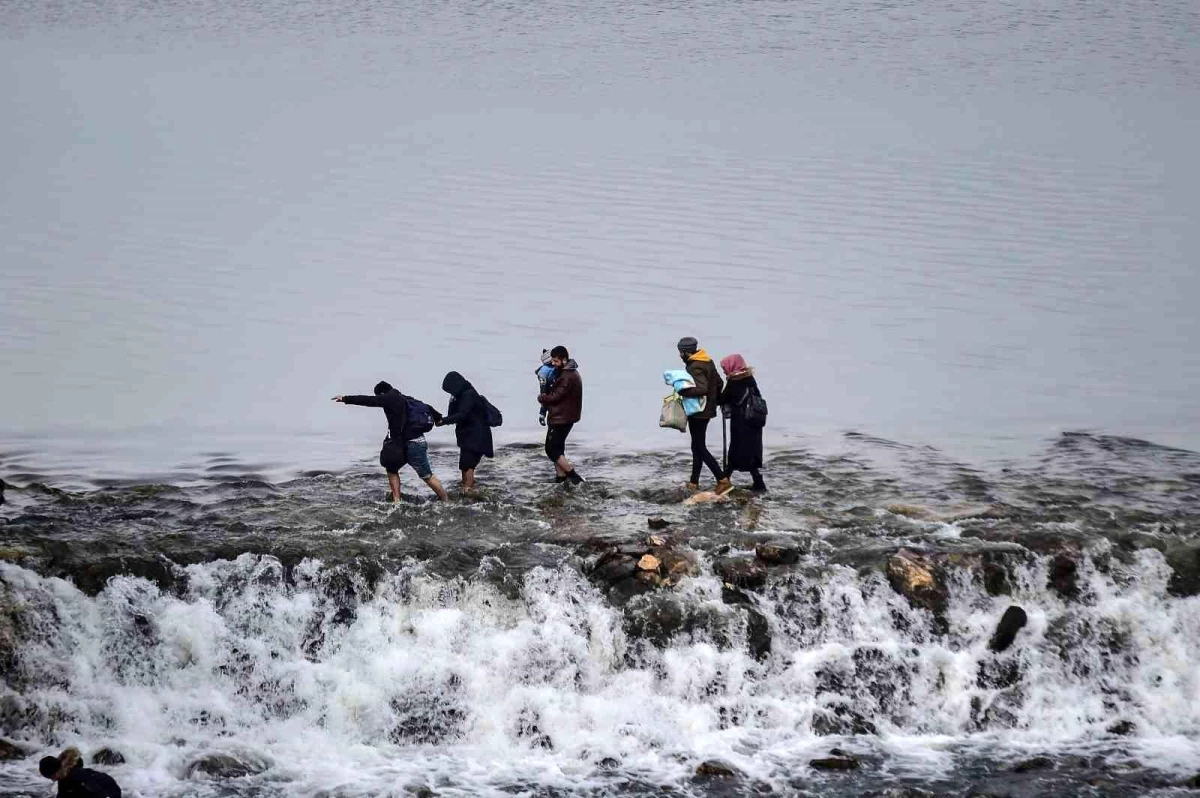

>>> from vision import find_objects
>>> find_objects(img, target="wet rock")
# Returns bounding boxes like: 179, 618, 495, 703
1106, 720, 1136, 737
623, 596, 690, 648
404, 786, 437, 798
0, 739, 28, 761
647, 517, 672, 531
389, 685, 466, 745
1182, 773, 1200, 788
976, 658, 1021, 690
695, 759, 741, 778
755, 541, 800, 566
593, 555, 638, 586
714, 557, 767, 590
746, 608, 771, 662
657, 548, 699, 579
812, 705, 877, 736
1048, 553, 1080, 600
988, 606, 1028, 653
981, 552, 1014, 596
810, 754, 859, 770
887, 504, 933, 520
1011, 756, 1054, 773
607, 576, 656, 606
886, 550, 948, 619
1165, 541, 1200, 597
91, 748, 126, 765
721, 586, 753, 606
184, 752, 271, 779
637, 554, 661, 572
598, 757, 621, 770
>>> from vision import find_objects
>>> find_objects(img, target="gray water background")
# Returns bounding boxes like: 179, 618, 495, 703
3, 0, 1199, 481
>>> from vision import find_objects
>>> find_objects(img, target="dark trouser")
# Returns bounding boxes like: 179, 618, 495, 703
688, 417, 723, 484
546, 423, 574, 462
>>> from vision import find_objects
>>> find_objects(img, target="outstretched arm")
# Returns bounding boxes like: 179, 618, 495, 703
334, 395, 384, 407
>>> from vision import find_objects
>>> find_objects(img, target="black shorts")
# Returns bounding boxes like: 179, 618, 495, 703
545, 423, 574, 461
459, 449, 484, 472
379, 439, 407, 474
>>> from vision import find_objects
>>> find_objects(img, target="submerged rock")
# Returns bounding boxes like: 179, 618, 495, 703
0, 739, 27, 761
988, 606, 1028, 653
755, 541, 800, 565
695, 759, 741, 778
91, 748, 126, 765
1047, 553, 1080, 600
1106, 720, 1136, 737
647, 517, 672, 531
185, 751, 271, 779
886, 550, 948, 620
810, 754, 859, 771
1165, 541, 1200, 597
1011, 756, 1054, 773
714, 557, 767, 590
812, 706, 877, 737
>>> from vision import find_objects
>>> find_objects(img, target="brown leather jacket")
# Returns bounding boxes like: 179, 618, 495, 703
538, 361, 583, 425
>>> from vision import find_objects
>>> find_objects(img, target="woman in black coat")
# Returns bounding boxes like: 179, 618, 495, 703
719, 354, 767, 492
439, 371, 494, 491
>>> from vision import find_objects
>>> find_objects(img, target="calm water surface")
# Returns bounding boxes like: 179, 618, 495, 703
2, 0, 1198, 478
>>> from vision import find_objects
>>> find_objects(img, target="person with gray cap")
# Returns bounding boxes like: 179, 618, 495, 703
676, 337, 731, 494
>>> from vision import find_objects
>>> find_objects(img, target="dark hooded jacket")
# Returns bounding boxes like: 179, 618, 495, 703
720, 372, 764, 471
537, 359, 582, 425
341, 389, 408, 440
441, 372, 494, 457
50, 748, 122, 798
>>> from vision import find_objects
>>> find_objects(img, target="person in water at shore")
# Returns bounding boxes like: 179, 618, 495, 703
535, 349, 559, 427
333, 382, 449, 502
39, 747, 122, 797
538, 346, 585, 485
438, 371, 494, 493
676, 337, 731, 494
719, 354, 767, 492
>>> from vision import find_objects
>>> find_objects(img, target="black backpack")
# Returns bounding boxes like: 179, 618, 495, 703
404, 397, 436, 437
739, 388, 768, 427
480, 395, 503, 427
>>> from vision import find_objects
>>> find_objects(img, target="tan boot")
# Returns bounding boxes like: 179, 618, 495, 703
715, 478, 733, 495
685, 482, 699, 493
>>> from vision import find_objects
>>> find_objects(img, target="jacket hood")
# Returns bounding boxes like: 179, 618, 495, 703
442, 371, 472, 396
561, 359, 579, 370
688, 349, 714, 363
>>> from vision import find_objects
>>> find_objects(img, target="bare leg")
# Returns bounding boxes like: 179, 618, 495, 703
425, 475, 449, 501
555, 455, 573, 475
387, 473, 402, 503
462, 469, 476, 491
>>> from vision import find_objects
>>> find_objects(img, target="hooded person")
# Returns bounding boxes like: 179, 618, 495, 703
537, 345, 585, 485
39, 747, 122, 797
676, 337, 731, 494
438, 371, 494, 492
719, 353, 767, 492
333, 381, 449, 503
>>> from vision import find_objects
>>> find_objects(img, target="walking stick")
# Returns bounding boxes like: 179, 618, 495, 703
722, 413, 728, 474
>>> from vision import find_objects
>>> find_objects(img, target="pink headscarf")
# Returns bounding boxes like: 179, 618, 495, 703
720, 353, 748, 376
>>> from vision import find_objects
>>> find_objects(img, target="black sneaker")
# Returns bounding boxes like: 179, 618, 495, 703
567, 470, 586, 485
